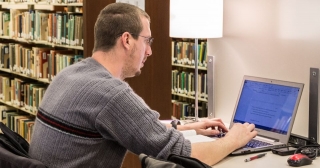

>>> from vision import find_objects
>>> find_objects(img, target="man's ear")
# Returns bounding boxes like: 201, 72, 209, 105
120, 32, 131, 49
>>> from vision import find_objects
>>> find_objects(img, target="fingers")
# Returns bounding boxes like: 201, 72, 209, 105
201, 118, 223, 123
206, 118, 225, 126
245, 122, 255, 131
205, 121, 229, 133
240, 122, 258, 138
230, 122, 257, 136
190, 118, 231, 136
244, 123, 258, 143
197, 121, 229, 137
196, 128, 220, 136
190, 119, 228, 136
236, 122, 255, 130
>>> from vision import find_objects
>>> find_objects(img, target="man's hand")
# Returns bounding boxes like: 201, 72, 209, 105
224, 122, 257, 148
178, 118, 229, 136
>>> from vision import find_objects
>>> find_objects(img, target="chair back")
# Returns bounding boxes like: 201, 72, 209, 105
0, 122, 47, 168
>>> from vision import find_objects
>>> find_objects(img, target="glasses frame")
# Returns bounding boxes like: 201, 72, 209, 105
130, 33, 154, 46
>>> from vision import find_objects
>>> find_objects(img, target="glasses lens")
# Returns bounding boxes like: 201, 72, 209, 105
148, 37, 154, 46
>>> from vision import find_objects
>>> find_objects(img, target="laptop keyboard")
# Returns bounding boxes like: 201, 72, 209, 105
210, 132, 272, 148
245, 139, 272, 148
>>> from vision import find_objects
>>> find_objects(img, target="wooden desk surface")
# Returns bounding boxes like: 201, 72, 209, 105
213, 151, 320, 168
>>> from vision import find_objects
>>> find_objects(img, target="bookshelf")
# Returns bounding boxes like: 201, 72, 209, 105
171, 38, 209, 120
0, 0, 84, 142
1, 0, 171, 168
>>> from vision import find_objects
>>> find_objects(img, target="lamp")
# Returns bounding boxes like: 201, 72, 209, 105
170, 0, 223, 121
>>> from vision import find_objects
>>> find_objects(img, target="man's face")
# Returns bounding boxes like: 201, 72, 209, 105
122, 17, 152, 78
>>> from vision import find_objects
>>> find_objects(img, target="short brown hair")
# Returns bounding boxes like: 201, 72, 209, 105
92, 3, 150, 53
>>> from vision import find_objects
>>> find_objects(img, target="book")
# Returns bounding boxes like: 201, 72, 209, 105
26, 49, 32, 77
56, 12, 63, 44
40, 12, 49, 41
29, 10, 35, 40
1, 110, 17, 126
2, 12, 10, 36
13, 43, 21, 73
172, 70, 178, 93
28, 83, 46, 114
13, 115, 28, 132
68, 13, 75, 45
0, 43, 9, 69
202, 42, 207, 66
31, 47, 51, 78
16, 78, 31, 107
10, 10, 22, 38
24, 83, 30, 111
0, 105, 16, 123
68, 13, 82, 46
48, 13, 53, 43
62, 13, 68, 45
2, 76, 12, 102
38, 87, 46, 106
24, 119, 35, 142
32, 86, 41, 113
21, 47, 32, 75
63, 54, 75, 67
18, 117, 34, 138
6, 111, 20, 129
48, 49, 74, 81
17, 13, 23, 38
179, 102, 189, 119
8, 43, 15, 71
52, 13, 57, 43
0, 11, 3, 36
75, 15, 83, 46
38, 48, 51, 79
172, 101, 180, 119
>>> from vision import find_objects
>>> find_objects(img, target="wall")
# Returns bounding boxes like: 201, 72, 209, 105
208, 0, 320, 137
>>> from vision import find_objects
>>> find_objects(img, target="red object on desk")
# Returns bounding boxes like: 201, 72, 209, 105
244, 153, 267, 162
287, 153, 312, 167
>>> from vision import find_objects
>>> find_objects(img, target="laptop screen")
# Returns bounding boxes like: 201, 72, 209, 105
232, 79, 302, 135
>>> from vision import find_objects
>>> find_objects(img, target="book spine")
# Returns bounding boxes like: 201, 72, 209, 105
57, 14, 62, 44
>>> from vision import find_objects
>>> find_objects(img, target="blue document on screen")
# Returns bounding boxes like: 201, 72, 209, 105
229, 75, 304, 155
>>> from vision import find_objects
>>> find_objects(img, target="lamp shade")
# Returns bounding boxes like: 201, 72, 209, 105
170, 0, 223, 38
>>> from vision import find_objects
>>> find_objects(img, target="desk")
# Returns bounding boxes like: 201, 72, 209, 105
213, 151, 320, 168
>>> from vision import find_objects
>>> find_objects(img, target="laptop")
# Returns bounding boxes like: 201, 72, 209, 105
229, 75, 304, 155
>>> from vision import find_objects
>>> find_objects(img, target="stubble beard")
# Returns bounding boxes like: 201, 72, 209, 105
122, 45, 142, 79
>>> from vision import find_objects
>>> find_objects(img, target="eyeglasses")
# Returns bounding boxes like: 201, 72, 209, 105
131, 33, 154, 46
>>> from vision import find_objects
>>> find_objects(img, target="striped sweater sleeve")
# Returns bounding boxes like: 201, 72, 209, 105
95, 87, 191, 159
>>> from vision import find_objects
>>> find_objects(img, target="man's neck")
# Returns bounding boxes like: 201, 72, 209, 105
92, 51, 124, 80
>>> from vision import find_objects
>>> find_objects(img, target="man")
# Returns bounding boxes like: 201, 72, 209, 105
29, 3, 257, 168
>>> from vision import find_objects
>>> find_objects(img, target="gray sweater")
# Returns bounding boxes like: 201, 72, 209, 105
29, 57, 191, 168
